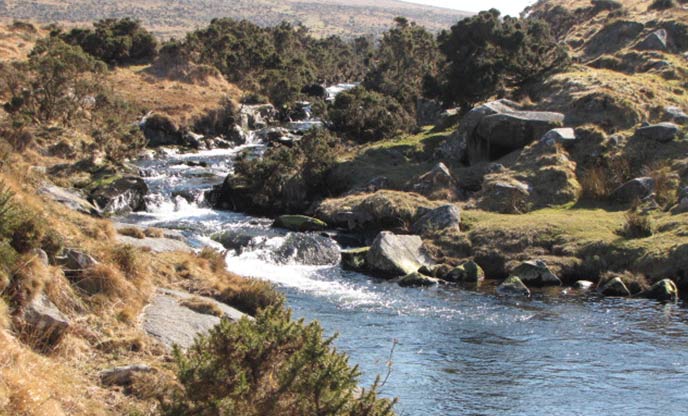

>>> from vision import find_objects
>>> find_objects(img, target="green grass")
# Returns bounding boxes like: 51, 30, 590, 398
330, 127, 453, 191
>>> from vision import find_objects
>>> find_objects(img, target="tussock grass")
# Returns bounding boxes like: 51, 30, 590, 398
117, 226, 146, 239
179, 296, 224, 317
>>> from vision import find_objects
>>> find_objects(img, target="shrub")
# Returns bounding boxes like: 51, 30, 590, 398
118, 226, 146, 239
435, 9, 569, 110
328, 87, 415, 142
218, 279, 284, 316
649, 0, 677, 10
233, 129, 340, 213
166, 306, 396, 416
60, 18, 158, 65
619, 210, 654, 239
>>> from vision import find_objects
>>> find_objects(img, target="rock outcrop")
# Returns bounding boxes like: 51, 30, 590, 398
142, 288, 247, 350
634, 29, 668, 51
366, 231, 431, 278
446, 99, 565, 164
635, 122, 680, 143
610, 177, 655, 204
407, 162, 461, 201
445, 260, 485, 283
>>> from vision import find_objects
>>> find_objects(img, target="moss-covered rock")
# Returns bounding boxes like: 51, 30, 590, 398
272, 215, 327, 232
600, 277, 631, 297
496, 276, 531, 297
445, 260, 485, 283
639, 279, 678, 302
509, 260, 562, 287
398, 272, 439, 288
341, 247, 370, 272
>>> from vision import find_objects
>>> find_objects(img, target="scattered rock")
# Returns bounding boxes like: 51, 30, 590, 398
22, 293, 70, 347
398, 272, 439, 288
509, 260, 562, 287
541, 128, 577, 146
634, 29, 668, 51
600, 277, 631, 297
574, 280, 594, 290
58, 248, 98, 274
89, 176, 148, 215
635, 122, 680, 143
212, 227, 281, 253
639, 279, 678, 302
411, 204, 461, 237
239, 104, 277, 130
366, 231, 431, 278
39, 185, 101, 216
341, 247, 370, 272
407, 162, 461, 200
496, 276, 531, 297
100, 365, 154, 387
142, 288, 247, 350
610, 177, 655, 204
272, 215, 327, 232
477, 179, 531, 214
664, 106, 688, 125
273, 233, 340, 266
445, 260, 485, 283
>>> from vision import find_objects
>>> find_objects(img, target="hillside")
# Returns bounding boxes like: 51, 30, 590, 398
0, 0, 472, 38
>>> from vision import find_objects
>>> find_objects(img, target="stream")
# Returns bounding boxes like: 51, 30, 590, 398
120, 126, 688, 416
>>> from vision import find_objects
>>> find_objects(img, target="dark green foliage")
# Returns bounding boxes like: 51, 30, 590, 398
434, 9, 569, 110
328, 87, 415, 142
218, 280, 285, 316
233, 130, 339, 213
364, 17, 441, 114
192, 98, 239, 138
166, 306, 396, 416
649, 0, 677, 10
1, 38, 105, 124
175, 18, 370, 108
60, 18, 158, 65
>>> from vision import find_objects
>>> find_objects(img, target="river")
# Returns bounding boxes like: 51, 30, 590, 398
121, 137, 688, 416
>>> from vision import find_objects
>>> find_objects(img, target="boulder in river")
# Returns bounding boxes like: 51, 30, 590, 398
140, 113, 182, 147
366, 231, 431, 278
574, 280, 595, 290
445, 260, 485, 283
509, 260, 562, 287
341, 247, 370, 272
398, 272, 439, 288
89, 176, 148, 215
273, 233, 340, 266
411, 204, 461, 237
273, 215, 327, 232
600, 277, 631, 297
496, 276, 531, 297
639, 279, 678, 302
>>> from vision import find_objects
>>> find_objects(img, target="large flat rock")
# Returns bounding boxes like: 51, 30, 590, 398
141, 288, 248, 350
116, 235, 192, 253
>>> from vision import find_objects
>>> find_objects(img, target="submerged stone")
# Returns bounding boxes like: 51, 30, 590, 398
639, 279, 678, 302
341, 247, 370, 272
398, 272, 439, 288
273, 215, 327, 232
496, 276, 531, 297
600, 277, 631, 297
445, 260, 485, 283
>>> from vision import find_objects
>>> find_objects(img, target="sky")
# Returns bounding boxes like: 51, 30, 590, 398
402, 0, 536, 16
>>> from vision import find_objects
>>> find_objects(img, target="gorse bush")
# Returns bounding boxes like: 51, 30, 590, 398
166, 306, 396, 416
59, 18, 158, 65
233, 129, 340, 213
364, 17, 440, 115
1, 37, 105, 125
433, 9, 568, 110
328, 87, 415, 142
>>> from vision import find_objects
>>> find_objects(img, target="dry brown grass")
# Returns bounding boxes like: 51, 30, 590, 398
641, 162, 680, 207
0, 22, 44, 62
106, 65, 241, 126
143, 227, 165, 238
117, 226, 146, 239
179, 296, 224, 317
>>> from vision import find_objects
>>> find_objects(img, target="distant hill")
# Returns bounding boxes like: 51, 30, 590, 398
0, 0, 472, 38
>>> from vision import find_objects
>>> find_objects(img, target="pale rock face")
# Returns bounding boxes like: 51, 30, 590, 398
366, 231, 431, 278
